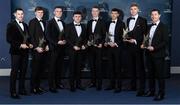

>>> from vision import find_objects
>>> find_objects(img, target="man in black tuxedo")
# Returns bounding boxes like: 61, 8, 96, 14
87, 6, 106, 90
124, 3, 147, 96
104, 8, 125, 93
46, 6, 66, 93
141, 9, 168, 101
65, 11, 87, 92
29, 6, 49, 95
6, 8, 33, 99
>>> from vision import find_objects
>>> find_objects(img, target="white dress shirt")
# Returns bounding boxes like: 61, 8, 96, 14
54, 16, 64, 31
128, 14, 138, 31
108, 19, 117, 42
36, 17, 45, 32
16, 19, 24, 31
128, 14, 139, 45
149, 20, 160, 45
74, 21, 82, 37
92, 17, 99, 33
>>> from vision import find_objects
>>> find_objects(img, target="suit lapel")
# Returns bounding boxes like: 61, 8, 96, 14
151, 22, 161, 43
14, 21, 26, 36
52, 18, 61, 33
94, 19, 100, 33
72, 23, 79, 38
133, 16, 140, 30
35, 18, 44, 32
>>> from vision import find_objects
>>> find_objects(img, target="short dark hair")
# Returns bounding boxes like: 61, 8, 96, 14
92, 5, 100, 10
151, 9, 161, 15
130, 3, 139, 8
14, 8, 24, 13
111, 8, 120, 14
73, 11, 82, 16
35, 6, 44, 12
54, 6, 64, 11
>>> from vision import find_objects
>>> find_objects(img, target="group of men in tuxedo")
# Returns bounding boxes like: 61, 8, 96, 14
6, 3, 168, 101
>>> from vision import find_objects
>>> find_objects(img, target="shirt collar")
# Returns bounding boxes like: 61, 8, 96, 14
54, 16, 61, 21
36, 17, 42, 21
15, 19, 23, 24
132, 14, 138, 20
154, 20, 160, 26
92, 17, 99, 20
112, 19, 118, 23
73, 21, 81, 25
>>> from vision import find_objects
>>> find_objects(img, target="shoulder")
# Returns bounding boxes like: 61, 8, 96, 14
138, 16, 147, 22
66, 22, 74, 28
29, 18, 37, 24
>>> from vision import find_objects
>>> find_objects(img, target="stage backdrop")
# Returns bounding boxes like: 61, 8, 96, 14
0, 0, 172, 71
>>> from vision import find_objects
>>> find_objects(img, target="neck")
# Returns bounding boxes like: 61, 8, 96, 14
36, 17, 42, 20
16, 19, 23, 22
131, 14, 138, 17
153, 20, 160, 23
112, 18, 117, 21
74, 21, 80, 24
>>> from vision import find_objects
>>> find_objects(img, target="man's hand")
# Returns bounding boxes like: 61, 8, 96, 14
58, 40, 66, 45
87, 41, 92, 46
45, 45, 49, 51
73, 46, 80, 51
108, 42, 118, 48
62, 40, 66, 44
140, 44, 145, 49
29, 44, 33, 49
97, 44, 102, 48
81, 45, 86, 50
147, 46, 154, 51
35, 47, 44, 53
104, 43, 108, 47
124, 39, 136, 44
20, 44, 29, 49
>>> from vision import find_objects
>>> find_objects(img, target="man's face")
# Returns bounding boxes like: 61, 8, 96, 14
54, 8, 63, 18
130, 6, 139, 16
73, 14, 82, 23
14, 10, 24, 22
91, 8, 100, 18
151, 11, 160, 23
35, 10, 44, 19
111, 11, 119, 20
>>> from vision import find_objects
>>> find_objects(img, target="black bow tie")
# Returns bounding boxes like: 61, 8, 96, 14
19, 21, 23, 23
111, 21, 116, 23
57, 19, 61, 22
130, 17, 135, 20
93, 19, 98, 22
151, 23, 157, 26
39, 20, 43, 22
75, 24, 81, 26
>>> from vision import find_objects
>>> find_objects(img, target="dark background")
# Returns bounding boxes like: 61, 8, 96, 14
0, 0, 179, 70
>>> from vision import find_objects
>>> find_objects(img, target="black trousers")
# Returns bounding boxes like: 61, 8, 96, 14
146, 54, 165, 93
69, 50, 82, 87
10, 54, 28, 93
31, 51, 47, 89
88, 46, 102, 87
125, 44, 145, 91
48, 46, 65, 89
106, 47, 122, 88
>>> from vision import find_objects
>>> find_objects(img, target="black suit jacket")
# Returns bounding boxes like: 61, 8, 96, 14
127, 16, 147, 48
65, 22, 87, 49
29, 18, 47, 49
106, 19, 125, 46
46, 18, 66, 50
6, 20, 30, 54
87, 18, 106, 45
146, 22, 168, 58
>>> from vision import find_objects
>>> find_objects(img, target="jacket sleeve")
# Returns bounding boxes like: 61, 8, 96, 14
6, 23, 21, 49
